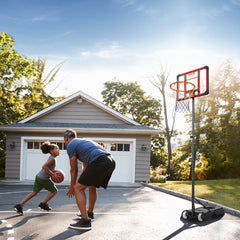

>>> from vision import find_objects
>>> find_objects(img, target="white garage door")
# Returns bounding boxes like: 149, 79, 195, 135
22, 139, 135, 184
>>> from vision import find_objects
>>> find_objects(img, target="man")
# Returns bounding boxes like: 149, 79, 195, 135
64, 129, 116, 230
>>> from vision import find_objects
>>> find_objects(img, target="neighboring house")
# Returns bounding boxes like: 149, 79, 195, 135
0, 91, 159, 184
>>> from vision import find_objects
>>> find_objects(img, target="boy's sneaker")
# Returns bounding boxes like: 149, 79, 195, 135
69, 218, 91, 230
14, 204, 23, 215
38, 202, 52, 211
77, 211, 94, 221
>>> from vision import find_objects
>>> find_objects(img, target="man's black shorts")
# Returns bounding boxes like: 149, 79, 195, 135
78, 155, 116, 189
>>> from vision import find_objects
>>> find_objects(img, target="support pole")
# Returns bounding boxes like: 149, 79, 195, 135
191, 97, 195, 216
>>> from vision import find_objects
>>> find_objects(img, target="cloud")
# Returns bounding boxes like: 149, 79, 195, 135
31, 15, 48, 21
200, 4, 231, 19
115, 0, 137, 7
30, 10, 60, 22
80, 42, 128, 59
230, 0, 240, 6
115, 0, 159, 18
61, 31, 72, 36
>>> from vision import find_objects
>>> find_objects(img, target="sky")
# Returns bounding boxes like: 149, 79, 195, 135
1, 0, 240, 132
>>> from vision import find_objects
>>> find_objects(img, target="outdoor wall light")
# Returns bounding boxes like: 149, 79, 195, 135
9, 142, 16, 149
141, 144, 147, 151
77, 98, 83, 104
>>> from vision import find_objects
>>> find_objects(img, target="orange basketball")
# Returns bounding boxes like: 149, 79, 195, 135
52, 169, 65, 183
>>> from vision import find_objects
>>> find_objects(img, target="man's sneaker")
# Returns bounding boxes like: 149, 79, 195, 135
69, 218, 91, 230
14, 204, 23, 215
77, 211, 94, 221
38, 202, 52, 211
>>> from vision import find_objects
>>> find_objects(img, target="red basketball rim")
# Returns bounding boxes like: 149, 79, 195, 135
170, 81, 196, 93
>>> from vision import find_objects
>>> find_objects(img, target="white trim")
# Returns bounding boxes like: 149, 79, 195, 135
19, 91, 140, 126
3, 127, 159, 136
20, 136, 136, 183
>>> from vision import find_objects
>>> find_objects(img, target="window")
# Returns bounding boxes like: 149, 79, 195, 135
27, 142, 33, 149
111, 143, 130, 152
27, 141, 66, 150
34, 142, 40, 149
98, 142, 107, 149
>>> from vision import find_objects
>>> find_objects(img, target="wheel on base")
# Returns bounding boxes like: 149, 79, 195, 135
182, 210, 188, 220
197, 213, 203, 222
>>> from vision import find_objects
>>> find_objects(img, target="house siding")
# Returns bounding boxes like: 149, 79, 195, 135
5, 133, 22, 179
33, 100, 126, 124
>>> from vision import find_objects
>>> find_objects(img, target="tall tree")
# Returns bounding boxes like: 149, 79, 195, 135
149, 67, 176, 177
180, 59, 240, 179
0, 32, 39, 124
0, 32, 64, 177
22, 58, 65, 117
102, 79, 163, 128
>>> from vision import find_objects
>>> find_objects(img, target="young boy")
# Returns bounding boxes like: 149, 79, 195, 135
14, 141, 60, 215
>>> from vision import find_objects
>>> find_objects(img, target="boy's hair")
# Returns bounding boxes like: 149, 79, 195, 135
41, 141, 56, 154
64, 129, 77, 139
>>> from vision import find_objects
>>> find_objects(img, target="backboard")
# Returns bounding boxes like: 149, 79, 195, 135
174, 66, 209, 101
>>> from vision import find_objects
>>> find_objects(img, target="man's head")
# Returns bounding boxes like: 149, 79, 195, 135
64, 129, 77, 146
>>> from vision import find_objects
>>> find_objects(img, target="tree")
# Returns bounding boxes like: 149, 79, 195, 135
102, 78, 163, 128
21, 58, 65, 117
0, 32, 39, 124
179, 59, 240, 179
149, 67, 177, 178
200, 59, 240, 178
0, 32, 64, 177
101, 79, 166, 167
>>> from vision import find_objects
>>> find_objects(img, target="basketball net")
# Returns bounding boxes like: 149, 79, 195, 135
175, 99, 190, 113
170, 81, 195, 114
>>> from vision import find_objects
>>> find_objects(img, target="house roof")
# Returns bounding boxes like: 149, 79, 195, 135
0, 90, 160, 136
19, 90, 140, 125
0, 122, 159, 136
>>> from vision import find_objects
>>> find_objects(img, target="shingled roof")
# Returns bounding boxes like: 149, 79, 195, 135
0, 90, 160, 136
0, 122, 159, 136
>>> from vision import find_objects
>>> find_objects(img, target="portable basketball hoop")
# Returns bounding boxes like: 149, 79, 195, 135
170, 66, 225, 222
170, 81, 196, 113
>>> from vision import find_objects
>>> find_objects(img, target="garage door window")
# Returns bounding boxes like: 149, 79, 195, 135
27, 141, 66, 150
98, 143, 107, 149
111, 143, 130, 152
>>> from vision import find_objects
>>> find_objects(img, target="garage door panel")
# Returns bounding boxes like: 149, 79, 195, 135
55, 151, 70, 181
25, 151, 46, 180
110, 154, 132, 183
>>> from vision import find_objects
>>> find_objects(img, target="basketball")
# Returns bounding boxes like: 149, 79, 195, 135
52, 169, 65, 183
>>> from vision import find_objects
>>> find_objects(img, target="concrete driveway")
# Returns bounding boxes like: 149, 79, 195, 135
0, 181, 239, 240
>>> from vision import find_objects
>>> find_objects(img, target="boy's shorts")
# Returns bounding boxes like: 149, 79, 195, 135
78, 155, 116, 189
33, 176, 57, 193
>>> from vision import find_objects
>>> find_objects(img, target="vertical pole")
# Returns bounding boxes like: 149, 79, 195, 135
191, 97, 195, 215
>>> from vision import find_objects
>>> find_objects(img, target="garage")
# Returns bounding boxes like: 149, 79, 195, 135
2, 90, 159, 183
21, 138, 135, 184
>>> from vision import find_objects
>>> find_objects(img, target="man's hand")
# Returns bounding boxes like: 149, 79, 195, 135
66, 185, 75, 198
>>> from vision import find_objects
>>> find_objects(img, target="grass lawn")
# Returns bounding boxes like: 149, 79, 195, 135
150, 178, 240, 211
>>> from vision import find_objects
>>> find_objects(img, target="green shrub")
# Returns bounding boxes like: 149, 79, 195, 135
150, 175, 166, 183
150, 167, 167, 183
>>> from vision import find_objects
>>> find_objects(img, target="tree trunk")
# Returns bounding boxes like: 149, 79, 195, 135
162, 89, 172, 177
